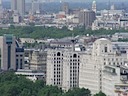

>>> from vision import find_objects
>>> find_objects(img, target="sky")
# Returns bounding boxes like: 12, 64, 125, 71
2, 0, 128, 2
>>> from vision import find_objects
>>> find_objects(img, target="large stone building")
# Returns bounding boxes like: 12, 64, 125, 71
11, 0, 25, 16
31, 0, 40, 15
29, 50, 47, 74
0, 34, 24, 71
79, 9, 96, 28
61, 2, 69, 14
79, 38, 127, 95
46, 47, 81, 91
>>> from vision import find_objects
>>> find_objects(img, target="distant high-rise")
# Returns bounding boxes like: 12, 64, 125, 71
17, 0, 25, 16
11, 0, 17, 11
0, 0, 3, 18
79, 9, 96, 28
11, 0, 25, 16
92, 0, 96, 13
31, 0, 40, 15
62, 2, 69, 14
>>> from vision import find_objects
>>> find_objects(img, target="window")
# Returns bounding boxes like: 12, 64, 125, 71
105, 47, 107, 52
20, 55, 23, 57
20, 59, 23, 69
57, 52, 60, 56
16, 59, 18, 70
73, 54, 77, 58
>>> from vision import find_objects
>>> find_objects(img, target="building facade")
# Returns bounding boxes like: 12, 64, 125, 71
46, 48, 81, 91
79, 38, 127, 95
79, 9, 96, 28
0, 34, 24, 71
29, 50, 47, 74
11, 0, 25, 16
11, 0, 17, 11
62, 2, 69, 14
31, 0, 40, 15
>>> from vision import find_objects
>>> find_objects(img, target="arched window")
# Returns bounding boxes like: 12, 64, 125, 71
73, 54, 77, 58
57, 52, 61, 56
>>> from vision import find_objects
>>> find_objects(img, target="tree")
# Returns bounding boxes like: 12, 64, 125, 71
62, 88, 91, 96
0, 71, 92, 96
38, 85, 63, 96
94, 91, 106, 96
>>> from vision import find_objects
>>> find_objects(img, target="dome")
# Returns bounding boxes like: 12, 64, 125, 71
92, 0, 96, 4
94, 38, 111, 44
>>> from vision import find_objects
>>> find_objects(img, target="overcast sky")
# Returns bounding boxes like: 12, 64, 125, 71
3, 0, 128, 2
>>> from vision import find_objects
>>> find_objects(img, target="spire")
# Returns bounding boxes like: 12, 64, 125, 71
0, 0, 2, 5
92, 0, 96, 13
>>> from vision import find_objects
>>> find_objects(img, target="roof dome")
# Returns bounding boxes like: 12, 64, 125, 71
92, 0, 96, 4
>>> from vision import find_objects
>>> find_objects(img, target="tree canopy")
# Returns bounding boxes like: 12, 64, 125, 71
0, 26, 127, 39
94, 91, 106, 96
0, 71, 91, 96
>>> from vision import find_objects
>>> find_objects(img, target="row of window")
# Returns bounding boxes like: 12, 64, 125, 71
104, 58, 123, 61
16, 54, 23, 57
104, 62, 123, 65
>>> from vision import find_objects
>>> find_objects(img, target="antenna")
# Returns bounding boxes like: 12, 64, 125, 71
107, 0, 110, 20
71, 31, 75, 51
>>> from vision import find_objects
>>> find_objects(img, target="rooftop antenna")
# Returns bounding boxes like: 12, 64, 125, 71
71, 31, 75, 51
107, 0, 110, 20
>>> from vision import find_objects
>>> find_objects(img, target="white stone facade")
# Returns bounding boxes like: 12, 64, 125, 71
79, 38, 127, 95
46, 49, 80, 91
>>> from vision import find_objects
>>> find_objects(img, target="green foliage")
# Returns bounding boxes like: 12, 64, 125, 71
38, 86, 62, 96
0, 71, 91, 96
0, 26, 127, 39
118, 38, 128, 42
62, 88, 91, 96
94, 91, 106, 96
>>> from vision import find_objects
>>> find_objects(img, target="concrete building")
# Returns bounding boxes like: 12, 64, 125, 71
20, 38, 35, 44
31, 0, 40, 15
11, 0, 17, 11
15, 69, 45, 82
92, 8, 127, 30
102, 65, 121, 96
17, 0, 25, 16
62, 2, 69, 14
102, 65, 128, 96
79, 9, 96, 28
79, 38, 127, 95
112, 33, 128, 41
13, 14, 21, 23
46, 46, 81, 91
29, 50, 47, 74
11, 0, 25, 16
0, 34, 24, 71
0, 0, 3, 18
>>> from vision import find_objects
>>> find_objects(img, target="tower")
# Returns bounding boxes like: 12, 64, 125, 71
31, 0, 40, 15
11, 0, 25, 16
0, 0, 3, 18
92, 0, 96, 13
79, 9, 96, 28
17, 0, 25, 16
11, 0, 17, 11
62, 2, 69, 14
